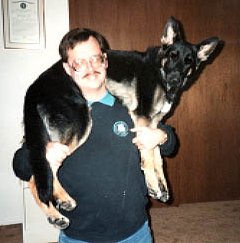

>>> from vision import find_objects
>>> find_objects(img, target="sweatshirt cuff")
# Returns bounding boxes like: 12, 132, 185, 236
157, 123, 177, 157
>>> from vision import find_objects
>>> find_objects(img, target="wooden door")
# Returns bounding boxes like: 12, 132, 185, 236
68, 0, 240, 205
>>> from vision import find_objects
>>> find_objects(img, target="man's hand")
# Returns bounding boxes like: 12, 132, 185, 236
131, 126, 168, 150
46, 142, 70, 172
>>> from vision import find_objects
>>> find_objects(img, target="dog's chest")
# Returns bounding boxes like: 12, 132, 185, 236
106, 78, 170, 119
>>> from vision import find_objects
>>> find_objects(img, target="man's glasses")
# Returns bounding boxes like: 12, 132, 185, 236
70, 53, 106, 73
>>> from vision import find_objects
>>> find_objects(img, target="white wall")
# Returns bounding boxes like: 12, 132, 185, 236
0, 0, 69, 225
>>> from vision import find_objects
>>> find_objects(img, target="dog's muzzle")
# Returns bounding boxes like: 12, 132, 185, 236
165, 79, 182, 101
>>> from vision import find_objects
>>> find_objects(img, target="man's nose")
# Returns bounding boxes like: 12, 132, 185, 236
85, 60, 94, 70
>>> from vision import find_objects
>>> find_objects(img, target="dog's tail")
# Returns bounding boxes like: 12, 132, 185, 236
24, 88, 54, 206
28, 146, 54, 206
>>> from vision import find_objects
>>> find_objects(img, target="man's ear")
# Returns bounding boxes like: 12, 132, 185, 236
196, 37, 220, 62
104, 53, 108, 69
63, 62, 72, 76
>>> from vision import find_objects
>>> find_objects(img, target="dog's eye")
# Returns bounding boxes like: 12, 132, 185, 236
169, 51, 178, 60
184, 56, 193, 65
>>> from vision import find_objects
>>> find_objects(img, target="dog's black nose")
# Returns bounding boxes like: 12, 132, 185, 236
171, 78, 180, 85
166, 90, 176, 102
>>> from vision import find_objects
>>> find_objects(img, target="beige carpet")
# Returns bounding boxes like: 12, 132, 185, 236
150, 200, 240, 243
0, 200, 239, 243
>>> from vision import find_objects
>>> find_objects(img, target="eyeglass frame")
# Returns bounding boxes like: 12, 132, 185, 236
69, 53, 107, 73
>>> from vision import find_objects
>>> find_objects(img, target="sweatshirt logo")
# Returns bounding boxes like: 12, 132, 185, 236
113, 121, 129, 137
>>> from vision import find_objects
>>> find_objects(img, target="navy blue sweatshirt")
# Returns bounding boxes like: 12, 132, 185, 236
13, 98, 176, 242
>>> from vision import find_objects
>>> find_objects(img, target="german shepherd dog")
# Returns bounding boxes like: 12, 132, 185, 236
24, 17, 220, 229
106, 17, 220, 202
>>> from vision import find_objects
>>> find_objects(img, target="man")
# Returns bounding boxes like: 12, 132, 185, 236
13, 28, 176, 242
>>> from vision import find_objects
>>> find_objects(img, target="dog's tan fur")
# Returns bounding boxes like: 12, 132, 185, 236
119, 97, 170, 200
28, 119, 92, 229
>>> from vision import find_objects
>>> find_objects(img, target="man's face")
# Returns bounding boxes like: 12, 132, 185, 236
63, 36, 108, 98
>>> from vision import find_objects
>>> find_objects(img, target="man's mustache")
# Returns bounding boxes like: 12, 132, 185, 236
82, 71, 101, 79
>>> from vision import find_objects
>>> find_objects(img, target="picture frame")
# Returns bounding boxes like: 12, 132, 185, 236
2, 0, 45, 49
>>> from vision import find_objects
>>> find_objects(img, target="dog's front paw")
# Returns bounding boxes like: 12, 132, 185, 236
159, 190, 170, 203
48, 216, 70, 229
147, 188, 161, 199
56, 199, 77, 211
147, 184, 170, 202
157, 183, 170, 202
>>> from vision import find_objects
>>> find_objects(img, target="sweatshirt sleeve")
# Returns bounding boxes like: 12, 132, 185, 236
158, 123, 178, 157
12, 143, 32, 181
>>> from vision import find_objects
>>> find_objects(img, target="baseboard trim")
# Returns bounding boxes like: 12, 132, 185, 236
0, 219, 22, 226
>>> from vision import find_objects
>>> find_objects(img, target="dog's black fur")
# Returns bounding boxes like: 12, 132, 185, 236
106, 20, 220, 118
105, 17, 220, 200
24, 61, 90, 205
23, 16, 221, 228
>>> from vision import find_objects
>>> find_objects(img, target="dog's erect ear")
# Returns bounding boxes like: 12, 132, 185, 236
161, 16, 182, 45
196, 37, 220, 63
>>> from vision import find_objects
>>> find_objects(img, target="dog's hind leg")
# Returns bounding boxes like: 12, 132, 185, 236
47, 122, 92, 217
51, 121, 92, 212
52, 172, 76, 212
28, 177, 70, 229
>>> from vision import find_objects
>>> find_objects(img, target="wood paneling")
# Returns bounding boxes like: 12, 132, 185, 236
68, 0, 240, 205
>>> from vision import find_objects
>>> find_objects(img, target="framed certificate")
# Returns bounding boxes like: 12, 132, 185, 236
2, 0, 45, 49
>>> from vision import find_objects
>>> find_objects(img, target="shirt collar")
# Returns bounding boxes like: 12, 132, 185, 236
88, 91, 115, 107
